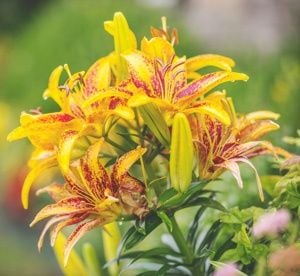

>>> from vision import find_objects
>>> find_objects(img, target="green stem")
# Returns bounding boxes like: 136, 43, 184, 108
289, 217, 300, 244
168, 215, 194, 264
256, 257, 267, 276
104, 136, 125, 152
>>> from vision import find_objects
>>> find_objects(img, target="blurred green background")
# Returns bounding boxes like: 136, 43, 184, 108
0, 0, 299, 275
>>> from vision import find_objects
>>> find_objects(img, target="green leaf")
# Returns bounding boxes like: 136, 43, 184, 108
131, 248, 181, 265
149, 177, 168, 197
196, 220, 222, 255
158, 181, 208, 209
251, 244, 269, 261
187, 206, 206, 246
156, 263, 181, 276
118, 212, 162, 252
158, 187, 178, 205
220, 207, 263, 226
180, 197, 227, 212
137, 271, 159, 276
219, 248, 239, 262
213, 235, 235, 261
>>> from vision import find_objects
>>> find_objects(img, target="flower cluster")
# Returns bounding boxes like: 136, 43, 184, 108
8, 12, 285, 265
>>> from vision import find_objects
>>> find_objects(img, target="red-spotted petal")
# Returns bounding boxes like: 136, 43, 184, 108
30, 197, 92, 226
79, 140, 110, 199
36, 183, 71, 202
84, 57, 111, 96
64, 219, 102, 266
10, 112, 81, 150
50, 213, 89, 247
123, 51, 156, 97
175, 71, 249, 104
37, 215, 69, 252
111, 147, 147, 183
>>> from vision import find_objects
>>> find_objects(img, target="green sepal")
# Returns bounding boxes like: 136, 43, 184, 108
138, 103, 170, 147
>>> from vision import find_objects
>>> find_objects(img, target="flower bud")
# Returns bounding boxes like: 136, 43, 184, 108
104, 12, 137, 83
170, 113, 194, 192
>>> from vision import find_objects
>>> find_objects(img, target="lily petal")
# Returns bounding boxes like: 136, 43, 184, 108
185, 102, 231, 126
186, 54, 235, 73
57, 130, 79, 174
64, 219, 102, 266
141, 37, 175, 62
175, 71, 249, 104
245, 111, 280, 121
112, 106, 135, 121
22, 156, 57, 209
37, 215, 69, 252
36, 183, 71, 202
30, 197, 91, 226
112, 147, 147, 182
238, 120, 280, 142
84, 57, 111, 96
123, 51, 155, 97
82, 89, 130, 108
218, 160, 243, 189
127, 94, 152, 107
233, 158, 264, 202
80, 140, 110, 199
43, 65, 69, 111
12, 112, 80, 149
50, 213, 89, 247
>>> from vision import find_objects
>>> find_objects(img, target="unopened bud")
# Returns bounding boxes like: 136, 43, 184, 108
170, 113, 194, 192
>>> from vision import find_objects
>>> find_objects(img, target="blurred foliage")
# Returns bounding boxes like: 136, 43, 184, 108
0, 0, 51, 35
0, 0, 299, 274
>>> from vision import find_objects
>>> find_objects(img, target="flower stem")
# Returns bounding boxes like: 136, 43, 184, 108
168, 215, 194, 264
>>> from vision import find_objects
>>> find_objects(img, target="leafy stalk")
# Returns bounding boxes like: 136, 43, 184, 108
168, 216, 194, 264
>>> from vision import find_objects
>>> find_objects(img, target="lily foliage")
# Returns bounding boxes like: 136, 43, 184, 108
8, 12, 298, 276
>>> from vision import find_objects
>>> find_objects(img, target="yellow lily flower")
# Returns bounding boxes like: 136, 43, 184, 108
119, 39, 247, 126
83, 16, 247, 126
30, 140, 148, 266
7, 58, 134, 208
101, 16, 246, 126
190, 107, 285, 201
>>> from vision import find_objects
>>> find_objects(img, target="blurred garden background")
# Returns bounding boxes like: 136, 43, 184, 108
0, 0, 299, 275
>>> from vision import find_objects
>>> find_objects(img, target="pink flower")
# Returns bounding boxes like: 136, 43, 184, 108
252, 209, 290, 238
213, 263, 239, 276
